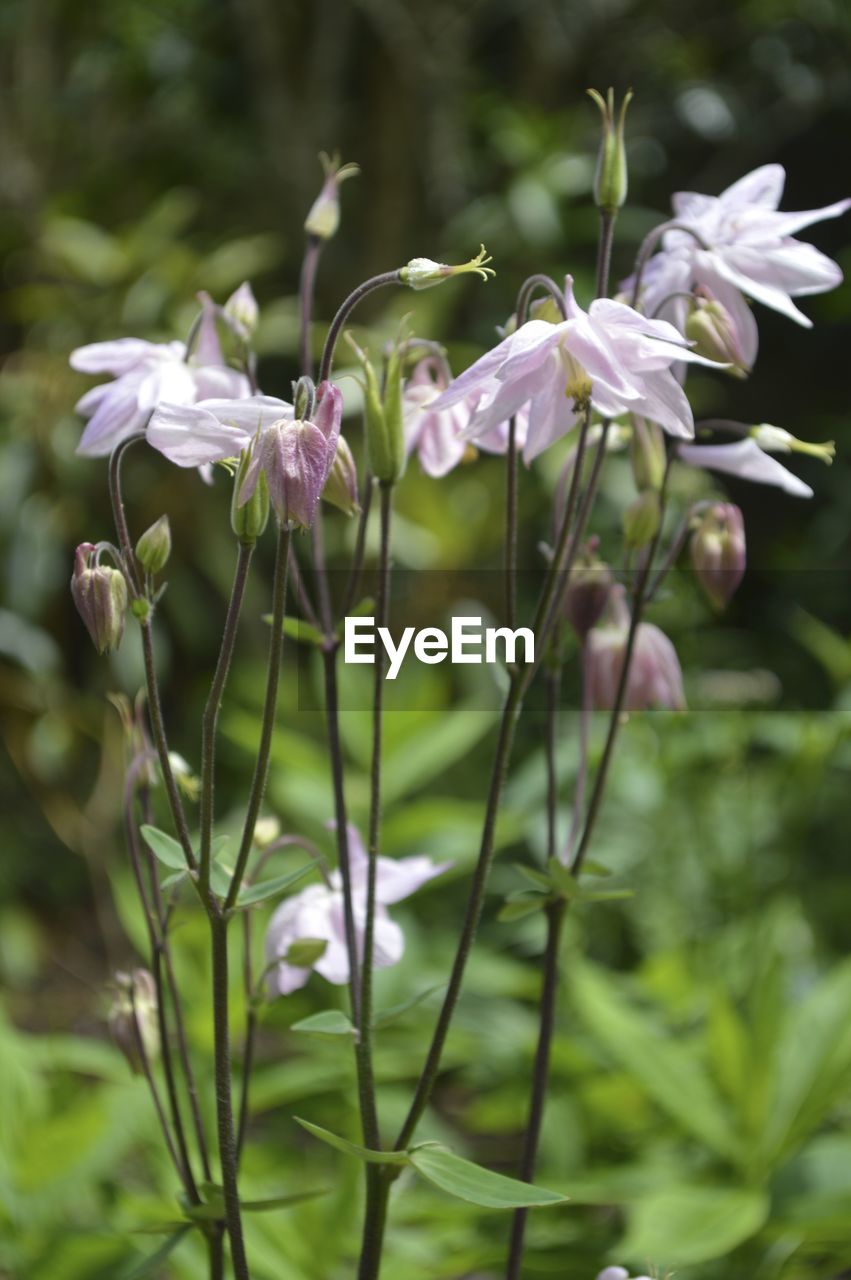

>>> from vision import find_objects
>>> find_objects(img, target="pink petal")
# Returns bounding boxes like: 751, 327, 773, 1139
677, 438, 812, 497
147, 401, 252, 467
719, 163, 785, 211
374, 853, 452, 905
69, 337, 166, 375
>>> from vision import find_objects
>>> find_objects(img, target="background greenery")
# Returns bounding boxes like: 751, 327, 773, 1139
1, 0, 851, 1277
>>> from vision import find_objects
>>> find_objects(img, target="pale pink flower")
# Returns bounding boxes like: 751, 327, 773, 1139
677, 438, 813, 498
430, 277, 721, 462
628, 165, 850, 364
587, 586, 685, 712
71, 297, 251, 456
265, 824, 452, 995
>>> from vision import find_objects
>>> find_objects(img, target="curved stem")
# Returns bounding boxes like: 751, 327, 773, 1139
318, 271, 402, 385
630, 220, 708, 308
224, 527, 290, 911
200, 543, 254, 897
515, 273, 568, 321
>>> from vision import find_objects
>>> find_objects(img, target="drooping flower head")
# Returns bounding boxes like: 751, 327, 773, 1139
430, 277, 724, 463
627, 165, 850, 364
690, 502, 746, 610
265, 824, 452, 995
71, 293, 252, 457
70, 543, 128, 654
587, 585, 685, 712
147, 381, 344, 529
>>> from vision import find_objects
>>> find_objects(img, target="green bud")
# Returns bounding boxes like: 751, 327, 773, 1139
630, 415, 666, 492
231, 455, 270, 545
348, 336, 405, 484
587, 87, 633, 215
623, 490, 661, 549
135, 515, 171, 574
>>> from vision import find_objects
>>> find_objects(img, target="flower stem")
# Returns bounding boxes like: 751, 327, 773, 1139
200, 542, 254, 898
318, 272, 402, 385
210, 913, 250, 1280
299, 234, 322, 380
629, 220, 708, 308
505, 416, 518, 631
224, 527, 290, 911
595, 209, 617, 299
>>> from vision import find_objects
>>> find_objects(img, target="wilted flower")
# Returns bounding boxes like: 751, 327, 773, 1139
108, 969, 158, 1074
691, 503, 746, 609
587, 586, 685, 711
430, 277, 723, 462
265, 824, 452, 995
71, 296, 251, 456
627, 164, 850, 361
677, 438, 813, 498
148, 382, 344, 529
71, 543, 128, 654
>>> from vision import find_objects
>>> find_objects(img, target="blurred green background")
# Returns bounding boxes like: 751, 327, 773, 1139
2, 1, 851, 1277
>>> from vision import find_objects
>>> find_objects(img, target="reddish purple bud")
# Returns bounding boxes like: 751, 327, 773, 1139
691, 503, 746, 609
564, 540, 612, 640
587, 587, 685, 711
71, 543, 128, 654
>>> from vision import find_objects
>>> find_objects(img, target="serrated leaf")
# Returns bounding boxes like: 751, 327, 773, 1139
122, 1227, 191, 1280
291, 1010, 354, 1036
409, 1144, 568, 1209
294, 1118, 408, 1165
141, 825, 189, 871
236, 863, 315, 907
373, 984, 445, 1029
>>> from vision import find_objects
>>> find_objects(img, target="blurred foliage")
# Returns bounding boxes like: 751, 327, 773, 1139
1, 0, 851, 1277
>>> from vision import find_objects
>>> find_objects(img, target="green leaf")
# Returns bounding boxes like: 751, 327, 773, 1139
294, 1118, 408, 1165
121, 1227, 191, 1280
209, 862, 232, 897
581, 860, 613, 877
236, 863, 315, 907
571, 962, 741, 1163
498, 895, 548, 922
547, 859, 581, 898
513, 863, 553, 892
241, 1188, 328, 1211
373, 984, 445, 1029
409, 1144, 568, 1209
618, 1185, 770, 1266
160, 870, 189, 891
266, 615, 325, 647
290, 1011, 354, 1037
140, 825, 189, 871
583, 889, 636, 902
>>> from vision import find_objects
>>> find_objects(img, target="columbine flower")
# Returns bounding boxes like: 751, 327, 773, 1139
147, 382, 344, 529
587, 586, 685, 712
691, 503, 746, 610
265, 824, 452, 995
430, 277, 722, 463
403, 356, 529, 477
70, 543, 128, 654
71, 296, 251, 456
677, 438, 813, 498
629, 164, 850, 361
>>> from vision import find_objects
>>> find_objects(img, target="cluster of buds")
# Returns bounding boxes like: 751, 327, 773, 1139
70, 543, 128, 654
690, 502, 746, 609
108, 969, 159, 1074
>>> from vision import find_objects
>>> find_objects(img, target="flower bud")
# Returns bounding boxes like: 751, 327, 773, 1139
135, 515, 171, 575
630, 416, 666, 492
348, 336, 405, 484
108, 969, 159, 1075
399, 245, 495, 291
304, 152, 359, 241
587, 87, 633, 215
622, 490, 661, 549
685, 291, 748, 376
253, 816, 281, 849
224, 281, 259, 341
751, 423, 835, 464
322, 435, 360, 516
564, 540, 612, 640
231, 454, 270, 544
71, 544, 128, 654
587, 587, 685, 711
691, 503, 746, 610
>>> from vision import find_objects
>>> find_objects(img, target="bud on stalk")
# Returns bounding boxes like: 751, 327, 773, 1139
70, 544, 128, 654
564, 539, 612, 640
135, 515, 171, 574
690, 503, 746, 609
587, 87, 633, 215
623, 490, 661, 549
304, 152, 360, 241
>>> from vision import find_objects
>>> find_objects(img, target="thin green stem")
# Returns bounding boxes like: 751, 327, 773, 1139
340, 475, 374, 620
299, 235, 322, 380
210, 915, 250, 1279
595, 210, 617, 300
318, 272, 402, 385
200, 542, 254, 897
224, 527, 290, 911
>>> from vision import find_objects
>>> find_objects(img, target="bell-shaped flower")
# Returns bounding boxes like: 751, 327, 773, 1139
265, 824, 452, 995
587, 586, 685, 712
71, 296, 251, 456
147, 382, 344, 529
430, 277, 722, 462
628, 165, 850, 357
403, 356, 529, 477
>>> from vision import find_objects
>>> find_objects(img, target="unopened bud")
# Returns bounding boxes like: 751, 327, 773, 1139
322, 435, 360, 516
691, 503, 746, 610
685, 292, 748, 376
135, 515, 171, 574
623, 490, 661, 548
304, 152, 360, 241
587, 586, 685, 711
71, 544, 128, 654
630, 416, 666, 492
224, 281, 259, 341
231, 455, 270, 544
564, 541, 612, 640
400, 245, 495, 291
587, 87, 633, 215
347, 336, 405, 484
751, 423, 835, 464
108, 969, 159, 1075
